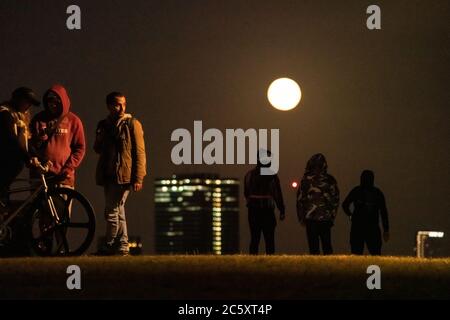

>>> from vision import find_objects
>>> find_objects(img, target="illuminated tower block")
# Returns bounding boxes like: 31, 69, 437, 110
154, 174, 239, 254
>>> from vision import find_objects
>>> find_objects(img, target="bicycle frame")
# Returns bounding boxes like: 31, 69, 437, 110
0, 174, 61, 231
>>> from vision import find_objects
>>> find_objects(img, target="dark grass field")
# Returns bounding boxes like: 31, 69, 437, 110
0, 255, 449, 300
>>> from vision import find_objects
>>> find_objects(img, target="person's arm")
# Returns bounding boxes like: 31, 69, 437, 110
0, 111, 30, 162
244, 171, 251, 201
342, 188, 356, 217
62, 117, 86, 179
273, 175, 285, 220
328, 177, 340, 219
296, 180, 305, 223
28, 115, 42, 159
379, 190, 389, 233
93, 121, 105, 154
131, 119, 146, 190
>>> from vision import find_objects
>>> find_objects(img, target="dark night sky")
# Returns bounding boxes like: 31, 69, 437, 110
0, 0, 449, 255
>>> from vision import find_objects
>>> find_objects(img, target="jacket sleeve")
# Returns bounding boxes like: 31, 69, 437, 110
93, 120, 112, 154
0, 111, 29, 162
131, 119, 147, 184
244, 171, 251, 200
328, 176, 340, 218
342, 188, 357, 216
273, 175, 285, 214
28, 115, 42, 159
62, 117, 86, 176
93, 121, 104, 154
378, 190, 389, 232
296, 179, 306, 222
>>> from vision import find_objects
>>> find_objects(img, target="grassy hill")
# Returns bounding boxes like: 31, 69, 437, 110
0, 255, 449, 299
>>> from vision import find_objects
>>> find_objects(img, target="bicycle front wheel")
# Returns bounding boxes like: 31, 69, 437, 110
30, 187, 96, 256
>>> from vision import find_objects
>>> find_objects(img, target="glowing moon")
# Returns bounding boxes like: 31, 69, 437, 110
267, 78, 301, 111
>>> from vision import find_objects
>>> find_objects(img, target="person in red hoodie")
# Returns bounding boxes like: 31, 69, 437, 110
30, 84, 86, 188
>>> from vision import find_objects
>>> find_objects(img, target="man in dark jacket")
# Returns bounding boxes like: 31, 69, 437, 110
0, 87, 41, 199
244, 150, 285, 255
342, 170, 389, 255
297, 153, 339, 255
94, 92, 146, 256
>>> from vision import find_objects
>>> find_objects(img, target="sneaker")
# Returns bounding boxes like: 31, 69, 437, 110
117, 250, 130, 256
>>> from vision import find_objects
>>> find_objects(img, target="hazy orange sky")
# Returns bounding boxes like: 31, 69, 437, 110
0, 0, 448, 255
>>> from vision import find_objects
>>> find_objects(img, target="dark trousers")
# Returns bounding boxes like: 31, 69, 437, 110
248, 207, 276, 255
350, 223, 382, 255
305, 220, 333, 255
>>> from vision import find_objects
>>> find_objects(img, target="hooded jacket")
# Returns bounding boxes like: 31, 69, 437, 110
296, 153, 340, 222
30, 84, 86, 186
342, 170, 389, 231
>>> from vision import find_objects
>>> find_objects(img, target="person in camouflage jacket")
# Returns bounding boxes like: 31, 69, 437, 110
296, 153, 339, 255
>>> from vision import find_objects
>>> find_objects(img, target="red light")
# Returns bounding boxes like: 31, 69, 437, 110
291, 181, 298, 188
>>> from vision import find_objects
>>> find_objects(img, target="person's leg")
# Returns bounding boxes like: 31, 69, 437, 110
53, 184, 74, 217
116, 185, 130, 254
366, 226, 382, 255
51, 184, 74, 253
350, 223, 365, 255
306, 220, 320, 255
262, 209, 276, 255
104, 183, 122, 250
248, 207, 262, 255
320, 221, 333, 255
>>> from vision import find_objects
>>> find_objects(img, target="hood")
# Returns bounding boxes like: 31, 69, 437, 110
305, 153, 328, 176
256, 149, 271, 168
360, 170, 375, 188
43, 84, 71, 117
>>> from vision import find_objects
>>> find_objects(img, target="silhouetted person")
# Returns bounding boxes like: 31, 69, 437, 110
0, 87, 41, 200
342, 170, 389, 255
297, 153, 339, 255
244, 150, 285, 255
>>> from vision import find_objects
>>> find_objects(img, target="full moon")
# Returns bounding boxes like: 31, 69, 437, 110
267, 78, 302, 111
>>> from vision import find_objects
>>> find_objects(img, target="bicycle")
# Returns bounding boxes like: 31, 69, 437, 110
0, 162, 96, 256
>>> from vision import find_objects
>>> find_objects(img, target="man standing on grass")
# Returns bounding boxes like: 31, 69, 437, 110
94, 92, 146, 256
244, 150, 285, 255
342, 170, 389, 255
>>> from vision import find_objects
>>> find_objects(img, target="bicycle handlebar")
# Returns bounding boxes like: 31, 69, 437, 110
37, 161, 52, 174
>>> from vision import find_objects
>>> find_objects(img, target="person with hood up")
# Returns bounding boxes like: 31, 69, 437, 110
296, 153, 339, 255
244, 149, 285, 255
342, 170, 389, 255
29, 84, 86, 188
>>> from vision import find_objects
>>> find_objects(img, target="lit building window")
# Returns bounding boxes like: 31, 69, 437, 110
155, 174, 239, 255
